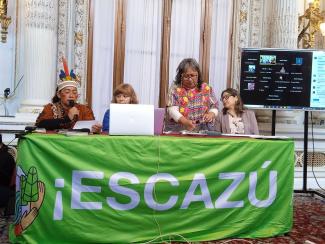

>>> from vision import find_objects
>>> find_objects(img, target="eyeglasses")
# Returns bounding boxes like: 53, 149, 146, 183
182, 74, 198, 80
220, 95, 233, 102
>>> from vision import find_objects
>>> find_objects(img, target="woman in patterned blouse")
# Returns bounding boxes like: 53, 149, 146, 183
216, 88, 259, 135
35, 81, 101, 132
165, 58, 219, 132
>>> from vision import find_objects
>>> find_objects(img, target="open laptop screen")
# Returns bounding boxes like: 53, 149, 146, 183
109, 104, 154, 135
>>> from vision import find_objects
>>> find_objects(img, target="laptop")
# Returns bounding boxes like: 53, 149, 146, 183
109, 104, 154, 135
154, 108, 165, 135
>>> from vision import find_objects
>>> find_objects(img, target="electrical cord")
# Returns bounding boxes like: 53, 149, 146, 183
310, 112, 325, 191
151, 135, 163, 242
5, 136, 17, 147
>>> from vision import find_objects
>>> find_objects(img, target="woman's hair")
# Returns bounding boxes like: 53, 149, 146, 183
221, 88, 244, 115
112, 83, 138, 104
174, 58, 203, 90
52, 88, 60, 103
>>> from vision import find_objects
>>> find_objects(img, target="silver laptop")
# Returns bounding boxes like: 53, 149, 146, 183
109, 104, 154, 135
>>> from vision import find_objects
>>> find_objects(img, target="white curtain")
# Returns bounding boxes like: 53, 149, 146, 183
92, 0, 115, 122
123, 0, 163, 106
169, 0, 201, 85
209, 0, 233, 103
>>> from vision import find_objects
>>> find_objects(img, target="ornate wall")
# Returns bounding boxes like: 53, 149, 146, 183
18, 0, 89, 115
231, 0, 299, 89
57, 0, 89, 103
231, 0, 304, 126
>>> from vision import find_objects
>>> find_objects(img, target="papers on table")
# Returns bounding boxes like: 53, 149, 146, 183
221, 134, 290, 140
73, 120, 99, 130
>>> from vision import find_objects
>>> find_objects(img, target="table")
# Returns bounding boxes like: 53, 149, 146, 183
10, 133, 295, 243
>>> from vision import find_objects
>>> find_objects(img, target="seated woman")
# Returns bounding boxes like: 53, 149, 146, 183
216, 88, 259, 135
102, 83, 138, 133
36, 68, 101, 133
165, 58, 218, 132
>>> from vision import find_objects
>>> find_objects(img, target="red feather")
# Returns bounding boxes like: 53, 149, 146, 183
62, 57, 69, 76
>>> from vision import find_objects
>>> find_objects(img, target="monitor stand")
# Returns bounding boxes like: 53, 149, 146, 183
272, 110, 325, 198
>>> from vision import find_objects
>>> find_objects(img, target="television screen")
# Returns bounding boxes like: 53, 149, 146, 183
240, 48, 325, 111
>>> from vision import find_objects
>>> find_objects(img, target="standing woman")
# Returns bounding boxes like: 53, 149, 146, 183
165, 58, 218, 132
216, 88, 259, 135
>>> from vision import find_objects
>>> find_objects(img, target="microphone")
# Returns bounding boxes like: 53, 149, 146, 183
68, 100, 75, 107
25, 126, 37, 132
15, 126, 36, 139
4, 88, 10, 98
69, 128, 90, 135
71, 128, 90, 133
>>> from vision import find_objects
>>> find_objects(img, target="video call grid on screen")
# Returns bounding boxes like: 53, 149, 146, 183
240, 48, 325, 111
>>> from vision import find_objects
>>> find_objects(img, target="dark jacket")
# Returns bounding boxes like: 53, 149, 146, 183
0, 144, 15, 187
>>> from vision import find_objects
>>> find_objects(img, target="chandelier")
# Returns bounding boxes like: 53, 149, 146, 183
298, 0, 325, 48
0, 0, 11, 43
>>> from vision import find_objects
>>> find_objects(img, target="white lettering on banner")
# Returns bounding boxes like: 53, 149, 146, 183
54, 163, 278, 220
181, 173, 213, 209
107, 172, 140, 210
144, 173, 179, 211
248, 171, 277, 207
71, 171, 104, 210
53, 178, 65, 220
215, 173, 245, 208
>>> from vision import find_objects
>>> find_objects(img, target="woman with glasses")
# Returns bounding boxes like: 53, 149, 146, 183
216, 88, 259, 134
165, 58, 218, 132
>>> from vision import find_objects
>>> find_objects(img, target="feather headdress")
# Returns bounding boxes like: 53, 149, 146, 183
57, 57, 80, 91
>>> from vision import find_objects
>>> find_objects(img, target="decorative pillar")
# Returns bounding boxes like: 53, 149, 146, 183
57, 0, 89, 104
269, 0, 298, 48
266, 0, 302, 125
19, 0, 58, 113
232, 0, 308, 126
231, 0, 264, 89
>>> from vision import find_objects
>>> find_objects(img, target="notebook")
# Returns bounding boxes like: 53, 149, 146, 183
109, 104, 154, 135
154, 108, 165, 135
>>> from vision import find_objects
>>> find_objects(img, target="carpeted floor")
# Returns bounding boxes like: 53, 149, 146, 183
1, 193, 324, 243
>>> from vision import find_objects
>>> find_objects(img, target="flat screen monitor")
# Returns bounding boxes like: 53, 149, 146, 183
240, 48, 325, 111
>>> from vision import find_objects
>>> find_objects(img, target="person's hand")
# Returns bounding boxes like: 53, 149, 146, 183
31, 182, 45, 210
68, 107, 79, 120
179, 117, 196, 131
91, 123, 102, 134
20, 208, 39, 231
16, 181, 45, 235
203, 112, 215, 123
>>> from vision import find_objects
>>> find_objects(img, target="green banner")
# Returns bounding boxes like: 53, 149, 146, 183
11, 134, 294, 243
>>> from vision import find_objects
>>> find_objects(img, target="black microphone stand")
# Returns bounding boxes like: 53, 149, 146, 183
272, 110, 325, 198
294, 111, 325, 198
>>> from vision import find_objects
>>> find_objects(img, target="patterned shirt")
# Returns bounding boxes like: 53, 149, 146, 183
166, 82, 218, 131
35, 102, 95, 129
228, 114, 245, 134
